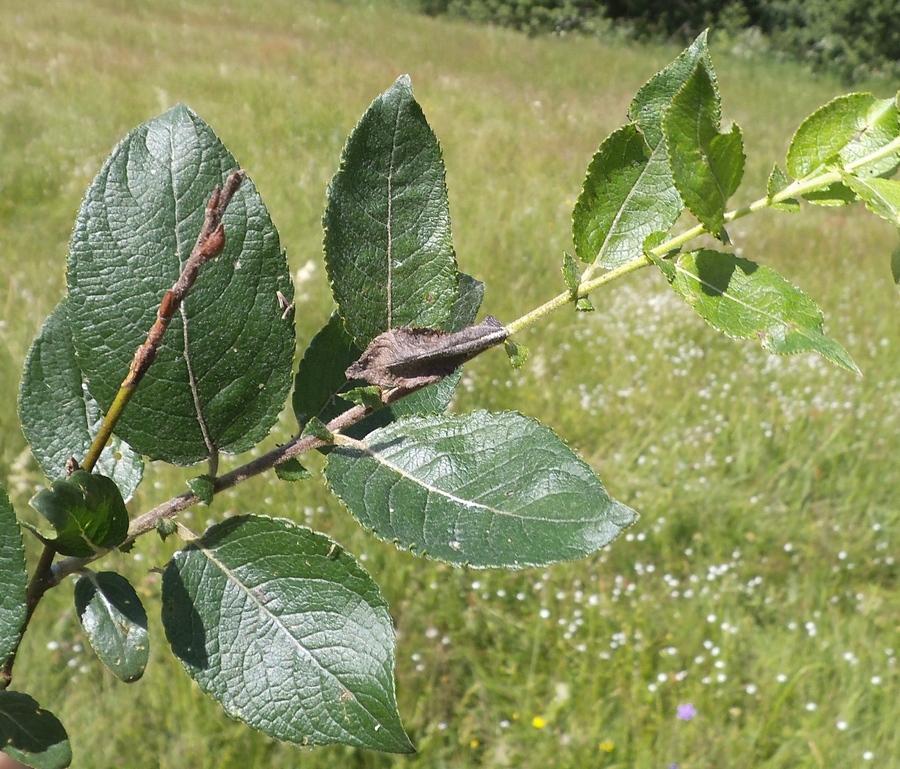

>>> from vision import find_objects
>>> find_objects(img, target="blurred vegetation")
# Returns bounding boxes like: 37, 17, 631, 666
416, 0, 900, 82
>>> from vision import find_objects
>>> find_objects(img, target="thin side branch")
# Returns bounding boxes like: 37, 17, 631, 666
80, 170, 246, 473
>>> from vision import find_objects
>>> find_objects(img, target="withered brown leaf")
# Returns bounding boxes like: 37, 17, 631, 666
345, 316, 508, 390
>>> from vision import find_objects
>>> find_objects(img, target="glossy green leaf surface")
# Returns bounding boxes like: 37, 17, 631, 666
842, 174, 900, 226
630, 31, 712, 149
0, 691, 71, 769
325, 411, 638, 568
66, 105, 294, 465
0, 485, 27, 665
28, 470, 129, 558
665, 63, 744, 237
18, 299, 143, 500
161, 515, 412, 753
787, 93, 900, 182
573, 124, 682, 269
324, 75, 459, 348
74, 572, 149, 683
653, 250, 859, 374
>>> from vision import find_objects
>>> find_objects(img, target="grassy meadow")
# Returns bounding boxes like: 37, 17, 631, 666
1, 1, 898, 767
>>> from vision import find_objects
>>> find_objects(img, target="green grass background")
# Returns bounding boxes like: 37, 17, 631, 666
1, 1, 897, 767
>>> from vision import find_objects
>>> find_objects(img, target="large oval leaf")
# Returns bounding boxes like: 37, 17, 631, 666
0, 691, 71, 769
0, 485, 27, 665
66, 105, 295, 465
324, 75, 459, 348
161, 515, 412, 753
19, 298, 143, 499
325, 411, 638, 568
74, 572, 149, 683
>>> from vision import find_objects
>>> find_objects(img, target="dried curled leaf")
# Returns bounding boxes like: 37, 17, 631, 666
346, 316, 508, 390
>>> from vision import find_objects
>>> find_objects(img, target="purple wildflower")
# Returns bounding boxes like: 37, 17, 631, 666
676, 702, 697, 721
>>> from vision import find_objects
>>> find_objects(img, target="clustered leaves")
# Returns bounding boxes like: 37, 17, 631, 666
1, 33, 898, 768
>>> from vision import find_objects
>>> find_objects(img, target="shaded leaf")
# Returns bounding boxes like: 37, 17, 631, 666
66, 104, 294, 465
187, 475, 215, 506
74, 572, 149, 683
324, 75, 459, 348
652, 250, 859, 374
573, 124, 682, 269
28, 470, 129, 558
0, 485, 27, 665
504, 339, 528, 368
665, 63, 744, 237
274, 458, 311, 482
18, 298, 143, 500
325, 411, 637, 569
161, 515, 412, 753
0, 691, 71, 769
293, 275, 483, 443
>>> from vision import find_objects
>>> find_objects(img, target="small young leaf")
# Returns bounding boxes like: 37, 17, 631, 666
161, 515, 413, 753
653, 250, 860, 374
187, 475, 215, 506
0, 485, 27, 665
665, 63, 745, 238
325, 411, 638, 569
841, 174, 900, 226
572, 125, 682, 269
74, 572, 149, 683
504, 339, 528, 368
630, 31, 713, 149
156, 518, 178, 541
324, 75, 459, 348
766, 164, 801, 212
0, 691, 72, 769
561, 253, 580, 294
66, 104, 295, 466
787, 93, 900, 185
18, 298, 143, 500
28, 470, 129, 558
340, 386, 386, 410
274, 458, 312, 482
301, 417, 334, 443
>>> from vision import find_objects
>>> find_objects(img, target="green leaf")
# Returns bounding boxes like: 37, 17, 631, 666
665, 63, 745, 238
504, 339, 528, 368
18, 298, 143, 500
274, 458, 312, 482
156, 518, 178, 541
66, 104, 295, 466
325, 411, 638, 569
74, 572, 149, 683
841, 174, 900, 226
766, 164, 800, 212
161, 515, 412, 753
340, 386, 385, 410
787, 93, 900, 185
652, 250, 859, 374
572, 124, 682, 269
892, 237, 900, 290
293, 275, 483, 443
0, 692, 71, 769
324, 75, 459, 348
0, 485, 27, 665
630, 31, 713, 149
187, 475, 215, 506
28, 470, 129, 557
